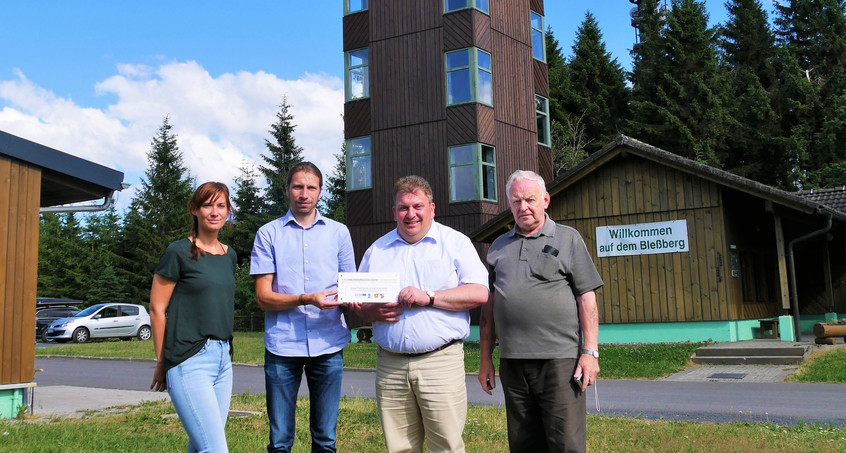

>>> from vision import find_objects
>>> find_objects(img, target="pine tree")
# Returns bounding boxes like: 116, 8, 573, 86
629, 0, 671, 145
121, 116, 194, 302
230, 162, 265, 264
260, 97, 304, 217
37, 213, 88, 300
631, 0, 732, 165
563, 12, 630, 153
545, 26, 570, 127
774, 0, 846, 187
323, 148, 347, 223
86, 261, 130, 303
720, 0, 792, 187
82, 207, 133, 301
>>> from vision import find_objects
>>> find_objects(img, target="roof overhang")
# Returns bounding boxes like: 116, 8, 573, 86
0, 130, 125, 207
472, 135, 846, 243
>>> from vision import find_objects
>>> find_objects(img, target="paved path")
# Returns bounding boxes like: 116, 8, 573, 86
30, 357, 846, 426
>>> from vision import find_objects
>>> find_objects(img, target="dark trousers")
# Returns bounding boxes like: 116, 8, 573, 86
500, 358, 586, 453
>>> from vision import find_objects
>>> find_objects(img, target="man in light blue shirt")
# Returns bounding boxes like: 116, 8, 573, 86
250, 162, 355, 453
356, 175, 488, 453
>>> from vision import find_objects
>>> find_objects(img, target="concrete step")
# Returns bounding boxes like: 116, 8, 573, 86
694, 346, 805, 358
691, 355, 804, 365
690, 342, 808, 365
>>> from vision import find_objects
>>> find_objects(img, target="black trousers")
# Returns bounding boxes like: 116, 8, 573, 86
500, 357, 586, 453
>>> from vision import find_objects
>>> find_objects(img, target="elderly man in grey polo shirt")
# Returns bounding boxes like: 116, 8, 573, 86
478, 169, 603, 453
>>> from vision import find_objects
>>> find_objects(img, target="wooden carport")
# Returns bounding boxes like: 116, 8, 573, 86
0, 130, 125, 418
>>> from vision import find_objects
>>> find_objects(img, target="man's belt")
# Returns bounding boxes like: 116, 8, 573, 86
389, 338, 463, 357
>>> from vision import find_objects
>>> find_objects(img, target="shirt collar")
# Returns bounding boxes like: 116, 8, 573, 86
281, 209, 326, 229
387, 221, 441, 246
509, 213, 555, 239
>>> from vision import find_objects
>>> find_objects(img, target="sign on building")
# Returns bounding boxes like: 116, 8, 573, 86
596, 220, 689, 257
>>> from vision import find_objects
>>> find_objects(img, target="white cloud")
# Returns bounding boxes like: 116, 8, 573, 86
0, 61, 344, 210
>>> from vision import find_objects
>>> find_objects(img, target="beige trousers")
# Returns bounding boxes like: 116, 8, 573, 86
375, 342, 467, 453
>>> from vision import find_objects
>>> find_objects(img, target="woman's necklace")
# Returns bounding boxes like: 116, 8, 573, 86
194, 238, 225, 255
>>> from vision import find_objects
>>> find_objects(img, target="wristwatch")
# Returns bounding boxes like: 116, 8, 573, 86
426, 290, 436, 306
580, 348, 600, 359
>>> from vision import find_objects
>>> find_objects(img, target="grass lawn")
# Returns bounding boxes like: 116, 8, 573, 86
3, 395, 845, 452
22, 334, 846, 452
36, 332, 706, 379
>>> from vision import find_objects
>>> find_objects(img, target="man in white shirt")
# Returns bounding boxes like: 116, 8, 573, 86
355, 175, 488, 453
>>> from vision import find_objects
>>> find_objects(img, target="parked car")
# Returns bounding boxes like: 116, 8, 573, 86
44, 303, 152, 343
36, 305, 81, 342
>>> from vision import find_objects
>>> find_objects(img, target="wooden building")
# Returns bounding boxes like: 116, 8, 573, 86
0, 130, 125, 418
342, 0, 551, 261
473, 136, 846, 343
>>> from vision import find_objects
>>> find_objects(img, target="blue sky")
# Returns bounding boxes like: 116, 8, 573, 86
0, 1, 770, 210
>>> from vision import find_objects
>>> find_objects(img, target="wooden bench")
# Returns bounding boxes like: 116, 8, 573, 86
759, 319, 779, 339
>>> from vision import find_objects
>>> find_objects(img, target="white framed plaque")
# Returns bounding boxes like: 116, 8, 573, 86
337, 272, 400, 303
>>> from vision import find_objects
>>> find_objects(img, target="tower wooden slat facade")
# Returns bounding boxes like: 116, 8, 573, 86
343, 0, 550, 263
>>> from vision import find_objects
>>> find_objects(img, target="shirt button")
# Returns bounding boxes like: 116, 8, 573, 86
305, 260, 309, 264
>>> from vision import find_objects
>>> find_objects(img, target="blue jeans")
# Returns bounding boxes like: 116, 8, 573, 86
264, 349, 343, 453
167, 339, 233, 453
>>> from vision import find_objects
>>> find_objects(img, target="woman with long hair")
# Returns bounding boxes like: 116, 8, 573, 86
150, 182, 237, 453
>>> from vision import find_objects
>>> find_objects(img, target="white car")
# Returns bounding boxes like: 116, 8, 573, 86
45, 303, 152, 343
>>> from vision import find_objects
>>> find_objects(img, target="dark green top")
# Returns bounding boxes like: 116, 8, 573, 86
154, 238, 236, 369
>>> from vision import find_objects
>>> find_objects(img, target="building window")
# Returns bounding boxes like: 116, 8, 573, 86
346, 136, 371, 190
536, 95, 551, 146
449, 143, 496, 202
530, 11, 546, 62
446, 48, 492, 106
345, 48, 369, 101
444, 0, 489, 14
344, 0, 367, 15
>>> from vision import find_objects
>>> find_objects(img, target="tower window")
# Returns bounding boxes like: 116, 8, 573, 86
344, 0, 367, 15
444, 0, 489, 14
536, 95, 551, 147
345, 48, 369, 101
449, 143, 497, 202
531, 11, 546, 62
446, 48, 492, 106
346, 136, 371, 190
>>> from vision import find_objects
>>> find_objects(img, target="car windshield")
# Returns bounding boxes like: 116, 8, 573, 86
75, 304, 107, 317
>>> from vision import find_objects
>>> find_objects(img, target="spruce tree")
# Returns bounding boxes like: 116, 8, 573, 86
37, 213, 87, 300
631, 0, 732, 165
720, 0, 792, 187
563, 12, 630, 153
545, 26, 570, 127
260, 97, 304, 217
82, 207, 133, 301
230, 162, 265, 264
629, 0, 671, 145
323, 149, 347, 223
774, 0, 846, 187
121, 116, 194, 302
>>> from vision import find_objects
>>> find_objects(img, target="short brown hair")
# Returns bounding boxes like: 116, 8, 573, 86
394, 175, 433, 203
286, 161, 323, 189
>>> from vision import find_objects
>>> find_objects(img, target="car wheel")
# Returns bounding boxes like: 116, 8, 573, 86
137, 325, 152, 341
41, 331, 53, 343
72, 327, 90, 343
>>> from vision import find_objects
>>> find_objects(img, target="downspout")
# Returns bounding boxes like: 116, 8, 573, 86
786, 210, 832, 340
40, 190, 118, 214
